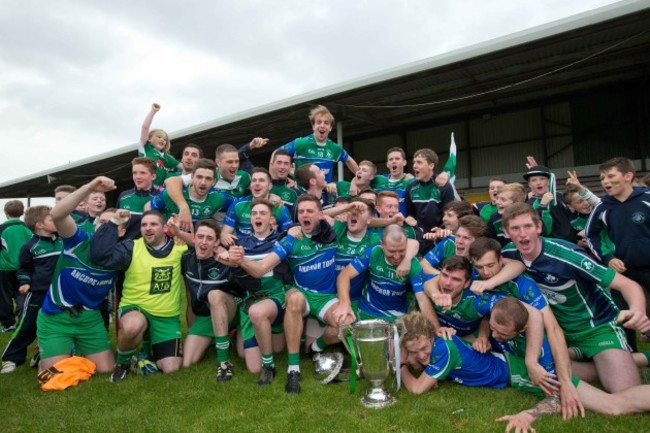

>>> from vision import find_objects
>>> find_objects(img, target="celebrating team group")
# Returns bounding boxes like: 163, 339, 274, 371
2, 102, 650, 432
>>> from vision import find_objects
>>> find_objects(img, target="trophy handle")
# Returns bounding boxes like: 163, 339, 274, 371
338, 323, 353, 354
394, 319, 407, 342
338, 323, 361, 394
391, 319, 407, 391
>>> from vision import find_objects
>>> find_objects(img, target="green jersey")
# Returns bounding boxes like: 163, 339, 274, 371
273, 232, 337, 294
502, 237, 618, 333
117, 187, 164, 215
368, 224, 417, 241
214, 169, 251, 200
224, 197, 293, 237
373, 175, 413, 215
138, 142, 180, 187
352, 245, 425, 320
0, 219, 32, 270
333, 221, 381, 301
150, 187, 231, 223
271, 179, 298, 209
280, 135, 350, 183
435, 290, 501, 336
422, 236, 456, 268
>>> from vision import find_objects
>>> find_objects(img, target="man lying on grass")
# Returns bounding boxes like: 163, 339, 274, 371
399, 302, 650, 433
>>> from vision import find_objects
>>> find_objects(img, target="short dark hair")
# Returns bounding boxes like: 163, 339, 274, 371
192, 158, 216, 173
469, 237, 502, 261
141, 210, 166, 225
132, 157, 156, 175
501, 203, 540, 231
295, 164, 316, 190
442, 200, 472, 218
194, 219, 220, 238
215, 144, 238, 159
386, 147, 406, 160
4, 200, 25, 218
295, 193, 322, 211
271, 149, 292, 162
183, 143, 203, 158
563, 184, 582, 202
458, 215, 488, 238
492, 297, 529, 333
334, 196, 350, 205
54, 185, 76, 195
24, 205, 51, 231
599, 157, 636, 176
349, 196, 376, 216
250, 197, 275, 214
413, 148, 439, 166
440, 255, 472, 281
251, 167, 272, 182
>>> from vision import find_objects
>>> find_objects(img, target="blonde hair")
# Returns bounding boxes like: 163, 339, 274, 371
400, 311, 436, 346
308, 105, 334, 126
149, 128, 170, 153
499, 183, 526, 203
359, 160, 377, 176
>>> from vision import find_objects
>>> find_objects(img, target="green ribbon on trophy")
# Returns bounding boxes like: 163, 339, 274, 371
345, 331, 358, 394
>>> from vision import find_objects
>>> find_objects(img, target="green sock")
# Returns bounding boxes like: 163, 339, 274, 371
262, 353, 274, 367
312, 336, 327, 352
215, 336, 230, 364
288, 352, 300, 367
116, 348, 136, 365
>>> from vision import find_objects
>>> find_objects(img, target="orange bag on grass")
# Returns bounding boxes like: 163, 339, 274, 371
37, 356, 96, 391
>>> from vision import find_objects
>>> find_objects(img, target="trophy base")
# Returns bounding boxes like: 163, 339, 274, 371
361, 388, 396, 409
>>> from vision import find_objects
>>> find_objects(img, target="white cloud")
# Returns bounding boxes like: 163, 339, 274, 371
0, 0, 621, 186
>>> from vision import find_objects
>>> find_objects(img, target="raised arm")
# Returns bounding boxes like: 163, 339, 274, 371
51, 176, 116, 238
88, 209, 133, 271
345, 156, 359, 175
140, 103, 160, 146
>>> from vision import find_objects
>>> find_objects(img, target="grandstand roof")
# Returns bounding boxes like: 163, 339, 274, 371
2, 0, 649, 198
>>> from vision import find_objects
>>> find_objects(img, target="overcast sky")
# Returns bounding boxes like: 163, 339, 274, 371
0, 0, 622, 219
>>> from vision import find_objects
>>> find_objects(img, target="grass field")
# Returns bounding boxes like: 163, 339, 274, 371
1, 329, 648, 433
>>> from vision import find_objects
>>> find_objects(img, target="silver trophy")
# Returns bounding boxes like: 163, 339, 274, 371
339, 319, 405, 408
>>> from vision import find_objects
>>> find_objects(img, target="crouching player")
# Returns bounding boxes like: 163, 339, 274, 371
90, 210, 187, 382
227, 198, 290, 385
174, 219, 247, 383
37, 177, 121, 376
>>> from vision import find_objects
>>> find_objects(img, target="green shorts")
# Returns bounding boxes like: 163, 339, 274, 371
188, 311, 240, 338
506, 352, 581, 397
240, 291, 285, 347
37, 309, 110, 358
119, 305, 181, 346
564, 320, 629, 359
356, 307, 401, 323
293, 287, 338, 321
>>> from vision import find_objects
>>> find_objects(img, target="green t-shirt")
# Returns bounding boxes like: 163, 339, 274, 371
214, 169, 251, 200
138, 142, 180, 187
150, 187, 231, 223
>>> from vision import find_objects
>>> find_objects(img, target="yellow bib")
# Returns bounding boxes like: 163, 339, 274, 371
121, 239, 187, 317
